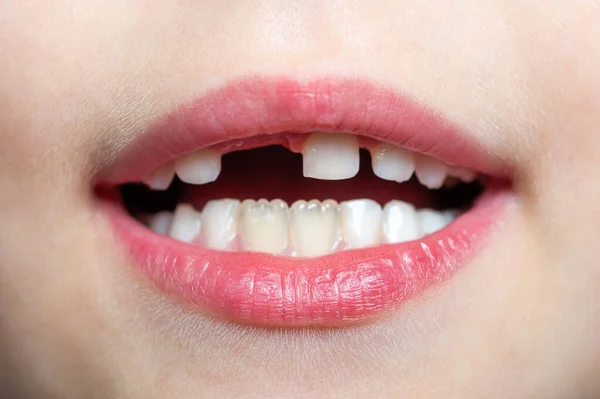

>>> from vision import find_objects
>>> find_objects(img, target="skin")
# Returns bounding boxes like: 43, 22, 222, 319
1, 1, 600, 398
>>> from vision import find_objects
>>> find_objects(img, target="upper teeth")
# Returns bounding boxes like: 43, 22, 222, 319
174, 148, 221, 185
143, 132, 477, 189
371, 144, 415, 183
414, 154, 448, 190
147, 199, 459, 257
447, 166, 477, 183
302, 133, 360, 180
143, 161, 176, 191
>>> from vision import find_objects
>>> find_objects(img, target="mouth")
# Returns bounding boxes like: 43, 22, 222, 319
96, 76, 513, 327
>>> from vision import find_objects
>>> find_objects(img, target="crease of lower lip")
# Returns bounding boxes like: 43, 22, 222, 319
99, 76, 509, 185
103, 184, 510, 327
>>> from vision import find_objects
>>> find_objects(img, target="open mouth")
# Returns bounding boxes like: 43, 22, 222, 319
121, 138, 485, 253
97, 77, 513, 327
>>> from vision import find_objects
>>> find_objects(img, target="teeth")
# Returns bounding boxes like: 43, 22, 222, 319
148, 199, 462, 254
168, 204, 202, 243
443, 210, 460, 224
175, 148, 221, 185
417, 209, 454, 235
339, 199, 382, 248
371, 144, 415, 183
302, 133, 359, 180
160, 134, 472, 192
143, 162, 175, 191
201, 199, 241, 250
447, 167, 477, 183
239, 199, 289, 254
148, 211, 174, 235
143, 136, 476, 252
382, 201, 421, 243
414, 154, 447, 189
290, 200, 340, 256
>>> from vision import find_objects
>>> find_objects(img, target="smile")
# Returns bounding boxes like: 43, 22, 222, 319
96, 76, 513, 327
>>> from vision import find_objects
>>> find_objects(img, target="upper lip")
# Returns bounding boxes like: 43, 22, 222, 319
98, 76, 509, 185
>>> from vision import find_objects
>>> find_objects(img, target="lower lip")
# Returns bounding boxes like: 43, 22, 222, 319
101, 185, 511, 327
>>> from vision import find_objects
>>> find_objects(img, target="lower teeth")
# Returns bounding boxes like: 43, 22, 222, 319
143, 198, 459, 257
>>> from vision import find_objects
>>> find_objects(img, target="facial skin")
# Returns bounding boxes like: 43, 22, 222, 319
1, 1, 600, 398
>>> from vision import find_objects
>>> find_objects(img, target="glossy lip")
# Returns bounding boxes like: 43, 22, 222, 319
97, 76, 512, 327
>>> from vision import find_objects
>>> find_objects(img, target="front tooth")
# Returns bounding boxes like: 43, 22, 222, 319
239, 199, 289, 254
418, 209, 452, 235
382, 201, 421, 243
143, 162, 175, 191
339, 199, 382, 248
414, 155, 447, 189
148, 211, 174, 235
175, 148, 221, 185
302, 133, 359, 180
371, 144, 415, 183
201, 199, 241, 250
290, 200, 340, 256
169, 204, 202, 243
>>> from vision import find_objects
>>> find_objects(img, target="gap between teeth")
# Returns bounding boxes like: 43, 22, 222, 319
147, 199, 459, 257
143, 132, 479, 190
139, 132, 475, 256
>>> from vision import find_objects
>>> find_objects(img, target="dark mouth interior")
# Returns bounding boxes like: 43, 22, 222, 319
120, 146, 484, 216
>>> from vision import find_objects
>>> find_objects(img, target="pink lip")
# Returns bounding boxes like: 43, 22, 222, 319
98, 76, 512, 327
101, 77, 509, 184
